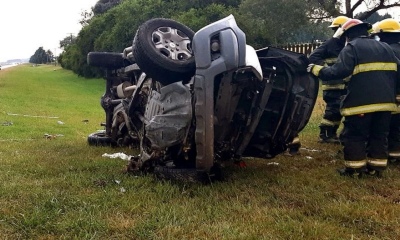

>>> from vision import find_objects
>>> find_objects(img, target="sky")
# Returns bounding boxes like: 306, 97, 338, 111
0, 0, 99, 62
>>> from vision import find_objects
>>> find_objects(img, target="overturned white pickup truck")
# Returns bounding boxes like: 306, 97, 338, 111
87, 15, 319, 182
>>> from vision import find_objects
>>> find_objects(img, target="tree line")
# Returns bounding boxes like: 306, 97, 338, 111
29, 47, 54, 64
54, 0, 398, 78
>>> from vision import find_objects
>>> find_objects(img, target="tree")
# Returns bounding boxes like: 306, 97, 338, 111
79, 9, 94, 26
46, 50, 54, 63
29, 47, 52, 64
177, 0, 242, 9
93, 0, 122, 15
237, 0, 397, 46
59, 34, 77, 49
306, 0, 341, 20
344, 0, 399, 20
238, 0, 310, 46
60, 0, 184, 77
355, 11, 392, 24
307, 0, 400, 20
78, 0, 123, 28
59, 0, 399, 78
174, 3, 233, 32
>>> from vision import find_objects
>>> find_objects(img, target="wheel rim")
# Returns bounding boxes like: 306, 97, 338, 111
152, 27, 193, 61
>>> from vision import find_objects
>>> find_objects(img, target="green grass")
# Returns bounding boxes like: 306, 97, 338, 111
1, 64, 400, 239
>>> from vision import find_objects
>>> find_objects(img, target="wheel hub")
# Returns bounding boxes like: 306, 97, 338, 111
169, 42, 176, 48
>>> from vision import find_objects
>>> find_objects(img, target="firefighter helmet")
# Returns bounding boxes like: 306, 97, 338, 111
328, 16, 350, 28
341, 18, 371, 32
371, 21, 381, 34
372, 18, 400, 33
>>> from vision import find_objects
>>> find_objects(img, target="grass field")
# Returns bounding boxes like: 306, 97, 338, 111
0, 64, 400, 239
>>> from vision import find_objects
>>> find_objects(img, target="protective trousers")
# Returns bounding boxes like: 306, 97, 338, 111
388, 113, 400, 158
319, 89, 346, 140
339, 112, 391, 172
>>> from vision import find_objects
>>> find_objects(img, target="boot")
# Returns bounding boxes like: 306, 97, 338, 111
363, 166, 383, 178
319, 126, 340, 144
337, 167, 364, 178
287, 136, 301, 156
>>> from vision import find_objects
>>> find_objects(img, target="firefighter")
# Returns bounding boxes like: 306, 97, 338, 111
307, 19, 400, 177
370, 19, 400, 161
309, 16, 349, 144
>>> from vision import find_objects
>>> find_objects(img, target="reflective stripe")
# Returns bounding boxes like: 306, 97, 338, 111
353, 62, 397, 75
389, 151, 400, 157
312, 65, 323, 76
367, 158, 387, 167
392, 105, 400, 114
324, 58, 338, 65
320, 119, 341, 127
343, 76, 351, 82
291, 137, 300, 144
321, 84, 346, 90
344, 160, 367, 168
341, 103, 397, 116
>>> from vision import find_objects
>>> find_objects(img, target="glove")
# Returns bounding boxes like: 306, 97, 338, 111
307, 64, 323, 77
307, 64, 315, 73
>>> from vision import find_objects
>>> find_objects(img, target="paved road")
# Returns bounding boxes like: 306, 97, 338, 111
1, 64, 19, 70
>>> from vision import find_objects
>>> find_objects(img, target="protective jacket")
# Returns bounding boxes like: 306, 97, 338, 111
309, 37, 345, 90
389, 42, 400, 57
388, 42, 400, 99
313, 36, 400, 116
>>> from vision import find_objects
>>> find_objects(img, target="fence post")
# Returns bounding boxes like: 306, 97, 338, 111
275, 42, 322, 55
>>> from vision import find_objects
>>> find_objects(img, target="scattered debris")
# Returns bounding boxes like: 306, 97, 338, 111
102, 152, 132, 161
7, 113, 59, 119
305, 156, 313, 160
234, 160, 247, 168
1, 121, 13, 126
44, 133, 64, 139
267, 162, 280, 166
57, 121, 65, 125
114, 180, 121, 184
93, 179, 107, 187
300, 147, 321, 152
82, 119, 89, 124
120, 187, 126, 193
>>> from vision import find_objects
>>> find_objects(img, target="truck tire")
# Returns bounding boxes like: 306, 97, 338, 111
87, 131, 112, 146
87, 52, 125, 69
132, 18, 195, 85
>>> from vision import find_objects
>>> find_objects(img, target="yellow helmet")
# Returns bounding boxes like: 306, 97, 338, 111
370, 21, 381, 34
373, 18, 400, 33
329, 16, 350, 28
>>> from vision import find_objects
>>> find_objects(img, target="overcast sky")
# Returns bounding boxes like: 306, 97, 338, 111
0, 0, 98, 62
